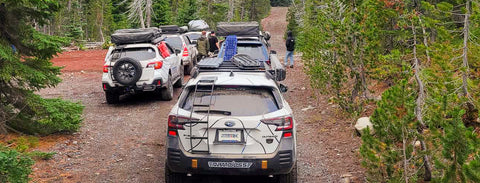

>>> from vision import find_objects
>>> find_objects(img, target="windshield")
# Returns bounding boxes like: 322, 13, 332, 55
220, 43, 267, 61
111, 47, 156, 61
181, 86, 279, 116
164, 37, 183, 50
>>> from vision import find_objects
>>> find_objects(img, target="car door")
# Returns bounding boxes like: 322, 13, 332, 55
165, 43, 181, 79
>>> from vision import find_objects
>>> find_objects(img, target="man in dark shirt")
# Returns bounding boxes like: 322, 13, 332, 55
285, 31, 295, 68
208, 31, 219, 56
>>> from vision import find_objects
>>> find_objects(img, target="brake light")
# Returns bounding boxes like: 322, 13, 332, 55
182, 44, 189, 57
261, 116, 293, 131
147, 61, 163, 69
103, 65, 109, 73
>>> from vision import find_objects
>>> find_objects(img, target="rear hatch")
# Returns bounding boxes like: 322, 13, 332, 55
106, 47, 158, 83
172, 85, 291, 154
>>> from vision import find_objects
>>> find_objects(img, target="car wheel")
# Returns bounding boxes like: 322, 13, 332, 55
185, 59, 194, 75
105, 91, 119, 104
174, 66, 184, 88
160, 76, 174, 101
112, 57, 142, 85
165, 163, 185, 183
277, 162, 297, 183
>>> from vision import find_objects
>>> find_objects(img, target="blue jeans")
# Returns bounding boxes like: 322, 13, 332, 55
285, 51, 294, 66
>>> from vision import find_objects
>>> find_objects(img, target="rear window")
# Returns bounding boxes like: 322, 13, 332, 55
164, 37, 183, 50
220, 43, 267, 61
111, 47, 156, 61
181, 86, 279, 116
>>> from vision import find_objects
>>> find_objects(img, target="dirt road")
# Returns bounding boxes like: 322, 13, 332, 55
33, 7, 364, 183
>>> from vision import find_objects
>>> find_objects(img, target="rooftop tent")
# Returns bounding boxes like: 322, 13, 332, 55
111, 28, 161, 45
188, 20, 210, 31
158, 25, 180, 34
216, 22, 260, 37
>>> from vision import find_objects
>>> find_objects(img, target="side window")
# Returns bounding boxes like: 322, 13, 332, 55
165, 43, 175, 54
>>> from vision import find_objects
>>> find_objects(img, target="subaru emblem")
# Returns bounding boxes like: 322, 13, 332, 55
224, 121, 235, 127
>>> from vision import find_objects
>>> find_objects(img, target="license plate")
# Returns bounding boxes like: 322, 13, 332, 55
217, 130, 242, 143
208, 161, 253, 168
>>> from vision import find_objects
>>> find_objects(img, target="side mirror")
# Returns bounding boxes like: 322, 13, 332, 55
270, 50, 277, 54
191, 40, 197, 44
279, 83, 288, 93
175, 49, 181, 55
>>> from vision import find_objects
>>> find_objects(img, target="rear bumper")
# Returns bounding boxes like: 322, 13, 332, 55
102, 79, 164, 93
165, 136, 296, 176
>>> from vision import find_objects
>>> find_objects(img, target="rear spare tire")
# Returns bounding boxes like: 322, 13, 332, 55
112, 57, 142, 85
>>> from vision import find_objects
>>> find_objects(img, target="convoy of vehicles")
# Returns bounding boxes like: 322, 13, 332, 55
102, 21, 296, 183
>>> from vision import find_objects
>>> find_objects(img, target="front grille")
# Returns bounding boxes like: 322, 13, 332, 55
278, 150, 292, 165
168, 148, 181, 163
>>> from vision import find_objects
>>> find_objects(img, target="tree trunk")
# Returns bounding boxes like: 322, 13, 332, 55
139, 5, 145, 28
146, 0, 152, 28
227, 0, 234, 21
462, 0, 470, 98
411, 18, 432, 182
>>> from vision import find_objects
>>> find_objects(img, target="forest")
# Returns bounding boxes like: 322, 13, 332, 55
1, 0, 480, 182
288, 0, 480, 182
36, 0, 272, 44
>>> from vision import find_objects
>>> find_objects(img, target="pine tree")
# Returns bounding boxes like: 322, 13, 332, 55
0, 0, 84, 135
152, 0, 173, 26
176, 0, 197, 26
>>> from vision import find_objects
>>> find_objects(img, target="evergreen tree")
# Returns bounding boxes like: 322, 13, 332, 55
152, 0, 173, 26
0, 0, 84, 135
176, 0, 197, 26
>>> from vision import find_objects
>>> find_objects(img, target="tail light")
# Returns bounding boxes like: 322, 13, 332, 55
266, 60, 271, 65
168, 115, 199, 136
261, 116, 294, 137
182, 44, 189, 57
103, 65, 109, 73
147, 61, 163, 69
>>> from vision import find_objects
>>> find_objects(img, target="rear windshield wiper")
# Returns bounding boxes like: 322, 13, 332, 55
194, 110, 232, 116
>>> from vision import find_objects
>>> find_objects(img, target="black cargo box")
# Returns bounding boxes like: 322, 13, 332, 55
216, 22, 260, 37
159, 25, 180, 34
111, 28, 161, 45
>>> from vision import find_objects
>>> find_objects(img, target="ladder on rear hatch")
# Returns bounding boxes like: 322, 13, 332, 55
186, 78, 216, 154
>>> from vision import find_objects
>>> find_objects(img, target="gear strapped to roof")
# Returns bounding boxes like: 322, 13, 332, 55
111, 28, 161, 45
216, 22, 260, 37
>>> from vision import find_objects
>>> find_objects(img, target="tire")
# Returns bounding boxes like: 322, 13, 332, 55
160, 76, 174, 101
277, 162, 297, 183
185, 58, 194, 75
112, 57, 142, 85
165, 163, 185, 183
105, 91, 119, 104
174, 66, 184, 88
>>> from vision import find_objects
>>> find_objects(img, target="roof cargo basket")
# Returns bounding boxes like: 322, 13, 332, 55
111, 28, 161, 45
216, 22, 260, 37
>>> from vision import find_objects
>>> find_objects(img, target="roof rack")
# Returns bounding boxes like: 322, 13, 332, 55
158, 25, 188, 34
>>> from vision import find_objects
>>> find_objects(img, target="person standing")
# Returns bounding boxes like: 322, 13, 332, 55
208, 31, 219, 56
285, 31, 295, 68
196, 31, 209, 60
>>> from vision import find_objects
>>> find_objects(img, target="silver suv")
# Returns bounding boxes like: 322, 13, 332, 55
165, 58, 296, 183
102, 41, 184, 104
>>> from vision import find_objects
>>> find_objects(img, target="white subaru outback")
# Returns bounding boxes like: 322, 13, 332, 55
102, 28, 184, 104
165, 58, 297, 183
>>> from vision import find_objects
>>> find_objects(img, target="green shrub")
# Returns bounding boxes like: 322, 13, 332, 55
8, 96, 84, 136
0, 147, 34, 183
102, 41, 114, 49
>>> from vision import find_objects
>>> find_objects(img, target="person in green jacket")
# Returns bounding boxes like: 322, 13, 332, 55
196, 31, 209, 60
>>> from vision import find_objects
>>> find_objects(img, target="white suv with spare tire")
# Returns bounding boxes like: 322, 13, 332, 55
102, 28, 184, 104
